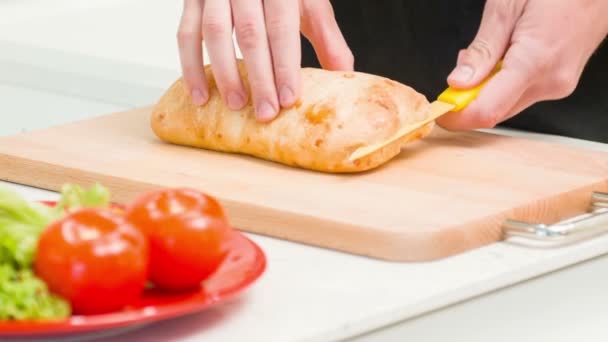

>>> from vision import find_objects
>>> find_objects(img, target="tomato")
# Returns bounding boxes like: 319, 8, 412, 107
124, 188, 232, 291
34, 208, 149, 315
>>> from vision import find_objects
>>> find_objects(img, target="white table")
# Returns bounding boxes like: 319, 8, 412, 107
2, 2, 608, 341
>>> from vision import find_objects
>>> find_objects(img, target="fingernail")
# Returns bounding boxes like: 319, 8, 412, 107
227, 92, 246, 110
279, 86, 295, 107
448, 65, 474, 83
256, 101, 277, 121
191, 88, 206, 105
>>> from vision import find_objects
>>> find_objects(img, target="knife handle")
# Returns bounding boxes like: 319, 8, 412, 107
437, 60, 503, 112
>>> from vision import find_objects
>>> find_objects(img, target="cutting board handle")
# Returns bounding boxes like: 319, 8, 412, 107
503, 191, 608, 247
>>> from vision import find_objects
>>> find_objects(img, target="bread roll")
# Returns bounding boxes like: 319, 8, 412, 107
150, 61, 434, 173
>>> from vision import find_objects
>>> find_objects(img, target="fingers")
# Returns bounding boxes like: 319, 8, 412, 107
232, 0, 279, 122
447, 0, 525, 89
437, 69, 527, 130
437, 42, 539, 131
264, 0, 301, 108
202, 0, 248, 111
180, 0, 346, 122
177, 0, 209, 105
499, 70, 575, 123
500, 86, 544, 122
439, 0, 532, 131
300, 0, 354, 71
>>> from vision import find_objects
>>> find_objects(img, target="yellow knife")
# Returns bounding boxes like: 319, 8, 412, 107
348, 61, 502, 162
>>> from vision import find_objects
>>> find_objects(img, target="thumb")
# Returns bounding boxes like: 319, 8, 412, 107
447, 0, 524, 88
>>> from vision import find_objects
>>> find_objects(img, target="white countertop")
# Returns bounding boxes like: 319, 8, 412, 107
2, 2, 608, 341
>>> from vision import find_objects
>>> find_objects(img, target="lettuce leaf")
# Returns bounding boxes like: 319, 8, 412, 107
56, 182, 110, 211
0, 264, 71, 320
0, 187, 60, 269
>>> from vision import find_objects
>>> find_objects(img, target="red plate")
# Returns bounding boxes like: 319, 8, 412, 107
0, 201, 266, 338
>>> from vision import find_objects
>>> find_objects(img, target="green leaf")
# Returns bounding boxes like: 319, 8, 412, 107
56, 182, 111, 211
0, 264, 71, 320
0, 186, 55, 269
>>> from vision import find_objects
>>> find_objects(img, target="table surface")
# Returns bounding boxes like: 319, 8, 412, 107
2, 1, 608, 341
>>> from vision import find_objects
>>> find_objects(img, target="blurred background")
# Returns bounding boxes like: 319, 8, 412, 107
0, 1, 214, 136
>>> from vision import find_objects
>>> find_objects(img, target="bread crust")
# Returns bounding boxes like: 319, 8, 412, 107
151, 61, 434, 173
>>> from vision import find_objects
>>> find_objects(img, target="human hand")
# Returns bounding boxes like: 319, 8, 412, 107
437, 0, 608, 131
177, 0, 353, 122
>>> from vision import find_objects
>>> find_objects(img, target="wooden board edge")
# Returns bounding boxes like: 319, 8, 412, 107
0, 153, 433, 261
2, 153, 607, 262
424, 179, 608, 260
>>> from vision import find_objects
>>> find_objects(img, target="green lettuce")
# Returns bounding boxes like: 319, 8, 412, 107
0, 187, 60, 269
55, 182, 110, 211
0, 264, 71, 320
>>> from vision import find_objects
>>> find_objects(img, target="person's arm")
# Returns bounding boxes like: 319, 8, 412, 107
176, 0, 353, 122
437, 0, 608, 131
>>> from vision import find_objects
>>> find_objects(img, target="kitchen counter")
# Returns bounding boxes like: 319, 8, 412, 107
1, 1, 608, 341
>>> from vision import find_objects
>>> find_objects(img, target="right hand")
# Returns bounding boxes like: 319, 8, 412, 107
177, 0, 354, 122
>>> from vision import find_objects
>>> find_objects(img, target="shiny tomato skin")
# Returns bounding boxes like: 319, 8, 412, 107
34, 208, 149, 315
124, 188, 232, 290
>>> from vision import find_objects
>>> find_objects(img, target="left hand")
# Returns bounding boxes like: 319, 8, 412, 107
437, 0, 608, 131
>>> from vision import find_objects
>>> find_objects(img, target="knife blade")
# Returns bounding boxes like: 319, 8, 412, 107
348, 61, 503, 162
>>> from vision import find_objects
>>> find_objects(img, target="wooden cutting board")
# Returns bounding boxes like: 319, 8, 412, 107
1, 107, 607, 261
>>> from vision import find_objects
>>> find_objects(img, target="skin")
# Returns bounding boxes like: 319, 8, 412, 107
178, 0, 608, 128
177, 0, 353, 122
438, 0, 608, 130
